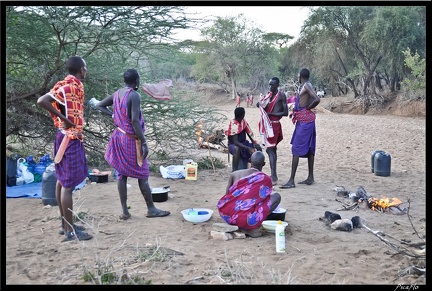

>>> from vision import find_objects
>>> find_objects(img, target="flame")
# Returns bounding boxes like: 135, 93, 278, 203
195, 120, 204, 145
367, 196, 403, 211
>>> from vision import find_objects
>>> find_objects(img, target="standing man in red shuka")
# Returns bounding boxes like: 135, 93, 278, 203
257, 77, 288, 186
37, 56, 93, 241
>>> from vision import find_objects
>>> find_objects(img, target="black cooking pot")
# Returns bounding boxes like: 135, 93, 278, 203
266, 208, 286, 221
151, 186, 170, 202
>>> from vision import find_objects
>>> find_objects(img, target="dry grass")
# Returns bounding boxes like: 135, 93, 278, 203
208, 249, 296, 284
58, 209, 297, 285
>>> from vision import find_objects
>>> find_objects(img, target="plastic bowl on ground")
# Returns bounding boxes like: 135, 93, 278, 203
181, 208, 213, 223
261, 220, 288, 233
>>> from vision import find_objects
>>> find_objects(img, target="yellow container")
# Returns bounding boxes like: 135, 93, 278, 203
185, 162, 198, 180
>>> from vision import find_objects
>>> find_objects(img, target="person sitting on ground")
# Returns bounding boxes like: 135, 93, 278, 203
225, 107, 262, 171
217, 151, 282, 238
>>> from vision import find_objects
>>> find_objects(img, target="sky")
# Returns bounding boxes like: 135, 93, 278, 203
173, 6, 313, 44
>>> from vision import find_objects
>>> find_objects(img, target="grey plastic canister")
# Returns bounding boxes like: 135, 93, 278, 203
374, 151, 391, 177
371, 150, 385, 173
42, 163, 58, 206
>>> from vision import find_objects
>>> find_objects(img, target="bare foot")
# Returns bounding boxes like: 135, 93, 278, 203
146, 209, 170, 218
298, 179, 314, 185
119, 213, 131, 220
240, 228, 262, 238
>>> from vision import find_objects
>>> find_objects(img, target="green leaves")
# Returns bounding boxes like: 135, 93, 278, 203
401, 48, 425, 94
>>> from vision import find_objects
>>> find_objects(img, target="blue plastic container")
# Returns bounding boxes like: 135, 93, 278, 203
34, 164, 47, 176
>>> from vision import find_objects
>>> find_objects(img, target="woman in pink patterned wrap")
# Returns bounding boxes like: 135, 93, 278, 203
217, 151, 281, 238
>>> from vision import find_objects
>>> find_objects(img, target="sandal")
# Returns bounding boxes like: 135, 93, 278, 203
59, 224, 86, 235
279, 182, 295, 189
62, 230, 93, 242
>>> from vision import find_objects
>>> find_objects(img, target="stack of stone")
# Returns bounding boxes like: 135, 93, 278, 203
210, 223, 246, 240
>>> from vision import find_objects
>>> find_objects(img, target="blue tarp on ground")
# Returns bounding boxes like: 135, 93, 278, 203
6, 179, 87, 199
5, 182, 43, 198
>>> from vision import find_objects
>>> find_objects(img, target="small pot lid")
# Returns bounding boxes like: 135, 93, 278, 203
151, 187, 170, 194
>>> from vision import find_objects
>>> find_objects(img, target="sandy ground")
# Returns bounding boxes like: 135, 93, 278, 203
5, 98, 426, 285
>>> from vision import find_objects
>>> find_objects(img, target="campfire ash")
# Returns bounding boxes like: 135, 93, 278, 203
333, 186, 407, 214
332, 186, 425, 278
195, 121, 228, 153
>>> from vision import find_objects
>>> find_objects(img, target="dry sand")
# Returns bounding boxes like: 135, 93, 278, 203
5, 97, 426, 285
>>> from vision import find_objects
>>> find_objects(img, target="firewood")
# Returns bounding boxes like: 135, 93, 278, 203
362, 222, 426, 259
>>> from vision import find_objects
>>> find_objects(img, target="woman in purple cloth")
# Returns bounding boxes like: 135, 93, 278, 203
280, 68, 320, 189
97, 69, 170, 220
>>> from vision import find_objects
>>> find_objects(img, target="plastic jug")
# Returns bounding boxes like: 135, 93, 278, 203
42, 163, 58, 206
374, 151, 391, 177
185, 162, 198, 181
275, 220, 286, 253
371, 150, 385, 173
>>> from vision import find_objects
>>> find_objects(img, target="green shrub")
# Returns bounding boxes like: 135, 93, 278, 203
197, 156, 226, 170
401, 48, 425, 97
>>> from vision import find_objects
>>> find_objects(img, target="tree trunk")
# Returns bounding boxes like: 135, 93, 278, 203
229, 68, 237, 100
375, 74, 383, 91
334, 48, 359, 97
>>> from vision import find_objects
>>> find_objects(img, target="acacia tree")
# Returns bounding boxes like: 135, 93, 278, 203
362, 6, 426, 92
286, 5, 426, 105
190, 14, 279, 99
5, 6, 226, 166
299, 6, 379, 98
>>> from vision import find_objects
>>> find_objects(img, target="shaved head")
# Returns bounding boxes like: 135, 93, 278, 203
250, 151, 265, 169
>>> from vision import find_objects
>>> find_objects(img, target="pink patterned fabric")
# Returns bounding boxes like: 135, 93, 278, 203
217, 171, 273, 230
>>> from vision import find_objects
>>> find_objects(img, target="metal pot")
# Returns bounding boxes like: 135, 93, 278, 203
266, 208, 286, 221
151, 186, 170, 202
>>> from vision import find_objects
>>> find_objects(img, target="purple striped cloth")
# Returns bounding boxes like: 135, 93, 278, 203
105, 88, 150, 179
54, 130, 88, 188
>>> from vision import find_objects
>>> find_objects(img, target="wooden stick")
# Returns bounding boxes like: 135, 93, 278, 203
362, 222, 425, 259
205, 136, 216, 176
